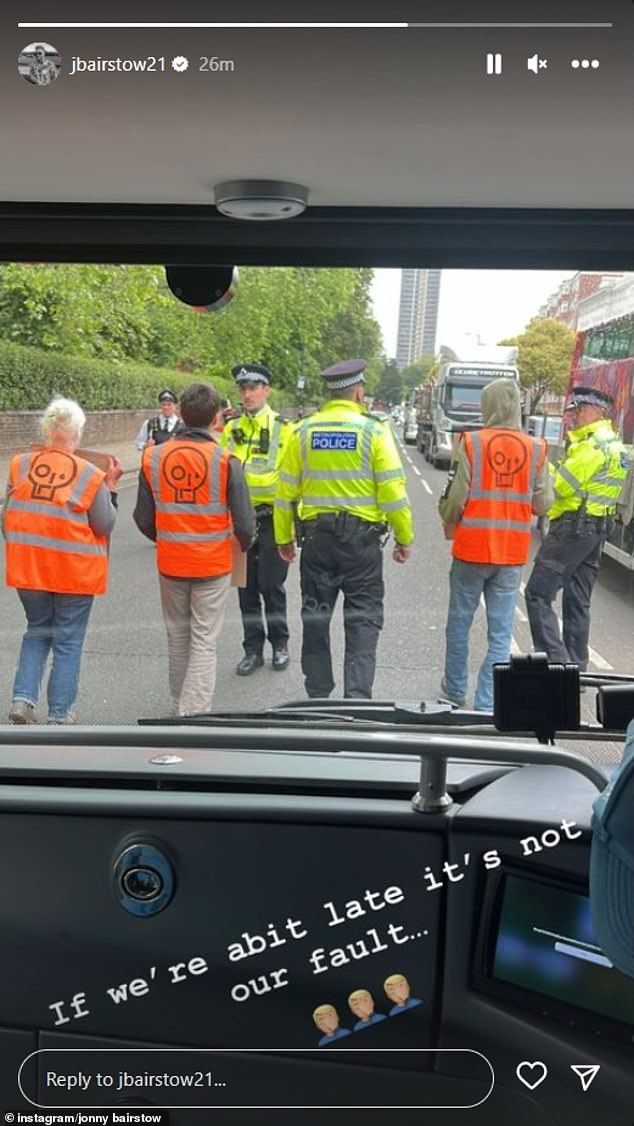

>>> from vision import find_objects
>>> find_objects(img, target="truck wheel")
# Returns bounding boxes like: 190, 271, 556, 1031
431, 441, 444, 469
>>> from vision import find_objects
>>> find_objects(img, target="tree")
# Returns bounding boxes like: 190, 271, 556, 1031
377, 360, 402, 406
399, 355, 436, 397
499, 318, 576, 413
0, 265, 384, 405
0, 264, 161, 360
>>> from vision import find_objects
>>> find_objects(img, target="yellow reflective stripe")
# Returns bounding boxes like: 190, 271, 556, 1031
375, 468, 404, 482
157, 530, 232, 543
556, 464, 584, 494
301, 495, 379, 507
249, 485, 276, 498
7, 499, 89, 524
150, 443, 161, 495
528, 436, 544, 487
469, 488, 532, 503
381, 496, 410, 512
596, 476, 628, 488
246, 463, 277, 476
155, 501, 227, 515
5, 531, 107, 555
583, 494, 620, 507
460, 518, 531, 531
17, 454, 30, 482
67, 462, 99, 507
304, 468, 372, 481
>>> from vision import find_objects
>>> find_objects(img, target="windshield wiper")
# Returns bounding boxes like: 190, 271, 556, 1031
138, 699, 496, 728
138, 694, 629, 741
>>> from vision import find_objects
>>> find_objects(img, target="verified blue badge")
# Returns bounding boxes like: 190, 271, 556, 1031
311, 431, 358, 451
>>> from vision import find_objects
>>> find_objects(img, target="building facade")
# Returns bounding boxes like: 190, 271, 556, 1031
538, 272, 624, 330
395, 269, 441, 369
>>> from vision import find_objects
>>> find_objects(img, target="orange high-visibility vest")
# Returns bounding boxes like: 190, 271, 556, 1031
4, 449, 108, 595
452, 429, 546, 565
142, 439, 232, 578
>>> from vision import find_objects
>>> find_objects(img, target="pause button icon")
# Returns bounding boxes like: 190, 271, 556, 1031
486, 52, 502, 74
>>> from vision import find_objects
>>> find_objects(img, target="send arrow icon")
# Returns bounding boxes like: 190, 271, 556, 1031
571, 1065, 600, 1092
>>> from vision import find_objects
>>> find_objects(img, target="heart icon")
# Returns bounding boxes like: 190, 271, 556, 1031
516, 1061, 548, 1090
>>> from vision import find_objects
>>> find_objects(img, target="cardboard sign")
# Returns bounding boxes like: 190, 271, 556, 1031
231, 534, 247, 587
29, 444, 113, 472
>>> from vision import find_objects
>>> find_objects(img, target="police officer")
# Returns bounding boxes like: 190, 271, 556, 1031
274, 358, 414, 700
135, 389, 180, 451
525, 385, 630, 669
221, 363, 291, 675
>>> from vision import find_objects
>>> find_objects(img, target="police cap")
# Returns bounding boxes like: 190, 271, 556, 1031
320, 359, 366, 390
565, 385, 614, 411
232, 363, 272, 386
158, 389, 177, 403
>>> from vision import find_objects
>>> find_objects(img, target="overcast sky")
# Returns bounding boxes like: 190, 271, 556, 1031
371, 269, 575, 360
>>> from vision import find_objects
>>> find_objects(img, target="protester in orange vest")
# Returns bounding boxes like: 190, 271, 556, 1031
2, 397, 122, 724
133, 382, 255, 716
438, 378, 552, 711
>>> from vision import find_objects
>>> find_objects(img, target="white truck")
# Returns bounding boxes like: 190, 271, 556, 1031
416, 343, 520, 467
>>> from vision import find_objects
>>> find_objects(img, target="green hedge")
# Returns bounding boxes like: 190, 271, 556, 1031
0, 339, 233, 411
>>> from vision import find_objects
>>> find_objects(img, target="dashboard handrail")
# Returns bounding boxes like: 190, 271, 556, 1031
0, 723, 608, 811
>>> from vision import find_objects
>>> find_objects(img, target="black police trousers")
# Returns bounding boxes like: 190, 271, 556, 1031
525, 511, 608, 669
239, 512, 289, 656
299, 517, 385, 699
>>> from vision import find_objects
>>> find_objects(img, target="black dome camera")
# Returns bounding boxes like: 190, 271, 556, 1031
165, 265, 239, 312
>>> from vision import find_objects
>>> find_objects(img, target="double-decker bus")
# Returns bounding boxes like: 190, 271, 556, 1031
567, 275, 634, 568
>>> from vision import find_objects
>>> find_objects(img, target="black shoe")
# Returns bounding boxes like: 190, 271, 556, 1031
272, 648, 290, 671
236, 653, 264, 677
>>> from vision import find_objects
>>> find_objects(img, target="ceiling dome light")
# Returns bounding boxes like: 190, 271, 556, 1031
214, 180, 308, 221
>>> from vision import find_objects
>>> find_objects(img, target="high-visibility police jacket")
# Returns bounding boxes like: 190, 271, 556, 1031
142, 439, 232, 578
452, 428, 547, 565
274, 399, 414, 546
549, 419, 630, 521
221, 404, 288, 507
4, 449, 109, 595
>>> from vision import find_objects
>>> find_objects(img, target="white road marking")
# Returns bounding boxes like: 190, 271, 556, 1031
421, 479, 433, 495
412, 465, 421, 476
511, 636, 522, 655
587, 647, 614, 671
514, 605, 528, 623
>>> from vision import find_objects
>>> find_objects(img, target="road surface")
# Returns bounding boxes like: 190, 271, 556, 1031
1, 433, 632, 765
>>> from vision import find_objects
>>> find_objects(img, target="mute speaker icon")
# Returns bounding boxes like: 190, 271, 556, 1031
527, 53, 548, 73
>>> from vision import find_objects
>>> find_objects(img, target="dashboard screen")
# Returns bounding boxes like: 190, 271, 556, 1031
492, 875, 634, 1028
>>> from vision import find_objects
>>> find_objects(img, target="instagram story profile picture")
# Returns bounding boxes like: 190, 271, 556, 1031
19, 42, 61, 86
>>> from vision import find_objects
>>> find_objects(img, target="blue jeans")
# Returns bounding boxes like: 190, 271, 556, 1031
13, 590, 94, 721
444, 558, 522, 711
